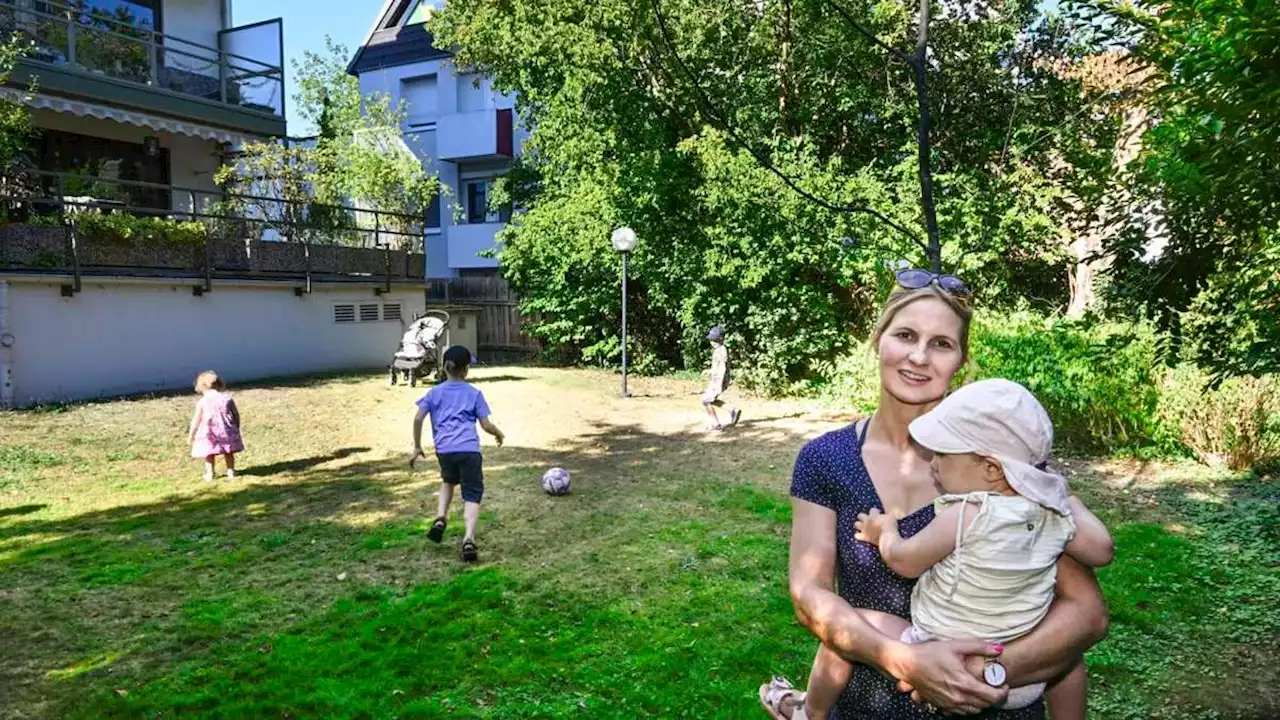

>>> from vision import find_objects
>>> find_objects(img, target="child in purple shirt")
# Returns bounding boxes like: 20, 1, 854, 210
411, 346, 505, 562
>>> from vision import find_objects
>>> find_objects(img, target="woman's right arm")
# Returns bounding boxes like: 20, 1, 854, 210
790, 499, 906, 665
790, 499, 1007, 715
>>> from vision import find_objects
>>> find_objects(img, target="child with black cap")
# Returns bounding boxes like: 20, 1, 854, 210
410, 345, 505, 562
702, 325, 742, 431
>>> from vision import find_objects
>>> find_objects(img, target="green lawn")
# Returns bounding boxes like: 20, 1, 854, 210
0, 368, 1275, 718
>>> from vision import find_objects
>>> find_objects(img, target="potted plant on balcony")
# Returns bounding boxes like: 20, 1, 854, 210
73, 212, 206, 269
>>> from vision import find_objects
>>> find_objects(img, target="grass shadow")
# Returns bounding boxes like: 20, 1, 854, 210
237, 447, 371, 477
1, 371, 379, 414
731, 413, 806, 428
462, 374, 528, 384
0, 504, 47, 518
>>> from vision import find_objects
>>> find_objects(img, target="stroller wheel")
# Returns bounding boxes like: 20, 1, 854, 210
388, 367, 397, 386
409, 372, 418, 388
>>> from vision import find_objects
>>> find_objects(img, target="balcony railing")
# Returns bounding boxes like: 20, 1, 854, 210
9, 169, 425, 245
0, 0, 284, 117
0, 171, 431, 290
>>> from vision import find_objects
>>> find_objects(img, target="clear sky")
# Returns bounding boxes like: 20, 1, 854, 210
233, 0, 1072, 137
233, 0, 384, 136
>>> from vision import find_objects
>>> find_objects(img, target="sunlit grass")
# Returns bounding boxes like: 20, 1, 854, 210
0, 368, 1275, 719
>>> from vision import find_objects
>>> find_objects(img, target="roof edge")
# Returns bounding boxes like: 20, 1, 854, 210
346, 0, 401, 75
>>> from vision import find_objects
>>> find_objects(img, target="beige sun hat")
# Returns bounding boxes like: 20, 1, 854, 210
909, 378, 1071, 515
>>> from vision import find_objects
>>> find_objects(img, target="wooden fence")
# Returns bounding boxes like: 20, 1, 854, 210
426, 273, 539, 358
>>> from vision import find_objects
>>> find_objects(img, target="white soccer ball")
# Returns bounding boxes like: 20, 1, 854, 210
541, 467, 571, 496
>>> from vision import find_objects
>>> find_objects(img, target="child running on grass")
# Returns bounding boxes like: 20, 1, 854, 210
410, 345, 505, 563
188, 370, 244, 481
765, 378, 1114, 720
702, 325, 741, 431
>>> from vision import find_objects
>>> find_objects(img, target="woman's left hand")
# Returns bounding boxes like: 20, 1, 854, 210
887, 639, 1007, 715
898, 651, 1007, 715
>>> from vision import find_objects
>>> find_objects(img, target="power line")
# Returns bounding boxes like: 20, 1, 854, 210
647, 0, 927, 253
823, 0, 912, 64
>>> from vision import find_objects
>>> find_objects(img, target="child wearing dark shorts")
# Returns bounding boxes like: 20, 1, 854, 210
411, 345, 505, 562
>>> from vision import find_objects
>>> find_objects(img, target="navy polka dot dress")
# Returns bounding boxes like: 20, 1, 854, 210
791, 423, 1046, 720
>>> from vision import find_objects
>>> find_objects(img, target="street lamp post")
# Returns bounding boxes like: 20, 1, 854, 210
611, 227, 637, 398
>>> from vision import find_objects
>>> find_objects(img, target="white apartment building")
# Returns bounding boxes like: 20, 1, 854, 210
347, 0, 528, 281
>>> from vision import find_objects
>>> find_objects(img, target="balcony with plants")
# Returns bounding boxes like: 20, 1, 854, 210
0, 170, 430, 287
0, 0, 285, 136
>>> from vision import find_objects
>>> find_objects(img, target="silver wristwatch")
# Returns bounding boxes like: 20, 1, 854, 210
983, 659, 1007, 687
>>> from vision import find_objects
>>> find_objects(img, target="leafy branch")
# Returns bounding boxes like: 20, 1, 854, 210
648, 0, 947, 269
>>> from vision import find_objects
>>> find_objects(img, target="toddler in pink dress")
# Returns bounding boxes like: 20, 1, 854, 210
188, 370, 244, 481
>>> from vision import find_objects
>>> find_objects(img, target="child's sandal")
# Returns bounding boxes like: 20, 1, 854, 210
427, 517, 447, 543
461, 539, 478, 563
759, 677, 807, 720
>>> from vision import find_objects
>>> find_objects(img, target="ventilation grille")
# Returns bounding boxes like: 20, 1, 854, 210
335, 302, 404, 323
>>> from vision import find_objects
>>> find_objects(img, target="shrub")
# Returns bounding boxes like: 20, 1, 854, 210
1159, 365, 1280, 470
968, 312, 1169, 452
823, 310, 1171, 453
73, 213, 207, 246
819, 345, 881, 415
28, 213, 62, 227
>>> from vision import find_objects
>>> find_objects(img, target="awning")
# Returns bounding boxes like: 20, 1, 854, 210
0, 88, 253, 145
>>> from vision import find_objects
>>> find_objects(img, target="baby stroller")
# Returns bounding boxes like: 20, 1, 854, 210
389, 310, 450, 386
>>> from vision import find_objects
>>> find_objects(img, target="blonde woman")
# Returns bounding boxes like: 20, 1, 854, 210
761, 270, 1109, 720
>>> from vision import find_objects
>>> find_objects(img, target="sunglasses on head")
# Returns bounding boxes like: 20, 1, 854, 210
896, 268, 972, 297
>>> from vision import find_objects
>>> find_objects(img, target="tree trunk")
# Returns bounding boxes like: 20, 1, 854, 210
1067, 103, 1150, 317
777, 0, 795, 136
912, 0, 941, 272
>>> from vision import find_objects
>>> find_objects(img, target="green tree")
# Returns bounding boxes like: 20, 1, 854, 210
1084, 0, 1280, 376
219, 39, 439, 251
432, 0, 1119, 389
0, 34, 35, 207
0, 35, 33, 168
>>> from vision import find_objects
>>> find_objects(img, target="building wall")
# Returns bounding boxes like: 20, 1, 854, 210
30, 109, 221, 210
425, 305, 479, 360
357, 59, 528, 279
447, 223, 503, 269
3, 277, 426, 406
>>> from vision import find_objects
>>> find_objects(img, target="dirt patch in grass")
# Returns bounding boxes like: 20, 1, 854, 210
1, 367, 1275, 718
